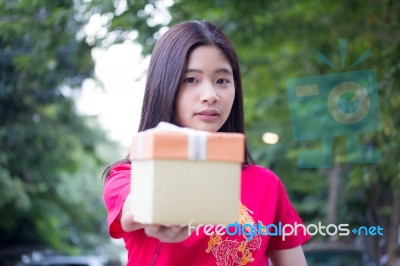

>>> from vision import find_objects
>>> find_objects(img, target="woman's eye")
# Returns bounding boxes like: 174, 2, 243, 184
184, 77, 197, 83
216, 78, 230, 85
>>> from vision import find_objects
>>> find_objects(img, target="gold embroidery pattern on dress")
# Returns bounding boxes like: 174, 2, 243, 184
206, 203, 263, 266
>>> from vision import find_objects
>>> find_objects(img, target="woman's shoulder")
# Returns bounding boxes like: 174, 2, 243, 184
105, 162, 131, 180
242, 164, 282, 185
111, 162, 131, 171
242, 164, 279, 177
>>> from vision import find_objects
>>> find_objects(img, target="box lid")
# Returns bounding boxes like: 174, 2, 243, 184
129, 122, 244, 163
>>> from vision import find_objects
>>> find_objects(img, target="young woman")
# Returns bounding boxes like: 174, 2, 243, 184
103, 20, 310, 265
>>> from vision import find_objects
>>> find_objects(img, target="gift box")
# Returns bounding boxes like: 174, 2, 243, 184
128, 122, 244, 226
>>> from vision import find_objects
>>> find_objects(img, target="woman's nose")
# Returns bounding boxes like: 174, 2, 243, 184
200, 82, 219, 104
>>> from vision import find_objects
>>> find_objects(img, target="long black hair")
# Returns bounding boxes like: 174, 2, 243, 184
103, 20, 253, 179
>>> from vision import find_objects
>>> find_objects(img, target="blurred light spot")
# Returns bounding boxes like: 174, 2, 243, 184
262, 132, 279, 144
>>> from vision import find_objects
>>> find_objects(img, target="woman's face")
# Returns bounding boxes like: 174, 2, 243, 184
175, 45, 235, 132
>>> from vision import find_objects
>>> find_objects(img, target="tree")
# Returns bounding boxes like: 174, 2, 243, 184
0, 0, 113, 255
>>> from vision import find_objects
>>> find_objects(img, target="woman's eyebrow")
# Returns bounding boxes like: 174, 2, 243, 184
215, 68, 233, 75
184, 68, 233, 74
185, 69, 202, 74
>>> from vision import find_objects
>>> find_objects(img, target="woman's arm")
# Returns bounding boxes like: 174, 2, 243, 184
269, 246, 308, 266
120, 193, 190, 243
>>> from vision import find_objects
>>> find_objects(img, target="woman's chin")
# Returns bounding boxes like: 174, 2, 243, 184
190, 123, 220, 132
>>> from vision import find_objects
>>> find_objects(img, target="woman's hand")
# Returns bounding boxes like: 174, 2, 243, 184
120, 193, 190, 243
144, 224, 189, 243
120, 193, 145, 232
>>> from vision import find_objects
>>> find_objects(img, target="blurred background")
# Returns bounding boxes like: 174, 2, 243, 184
0, 0, 399, 265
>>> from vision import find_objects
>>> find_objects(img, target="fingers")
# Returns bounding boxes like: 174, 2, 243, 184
120, 211, 135, 231
144, 225, 190, 243
165, 225, 184, 239
121, 193, 189, 242
121, 211, 146, 232
120, 194, 145, 232
144, 225, 159, 237
170, 225, 182, 233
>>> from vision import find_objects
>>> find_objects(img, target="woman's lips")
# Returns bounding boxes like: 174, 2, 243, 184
195, 109, 220, 122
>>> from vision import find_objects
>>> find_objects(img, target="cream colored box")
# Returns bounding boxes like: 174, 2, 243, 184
128, 122, 244, 225
130, 160, 241, 225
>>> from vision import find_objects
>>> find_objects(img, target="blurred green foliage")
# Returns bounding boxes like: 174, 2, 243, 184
0, 0, 117, 255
